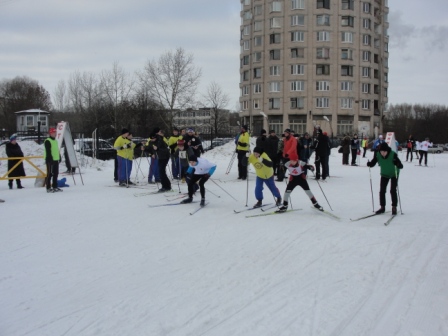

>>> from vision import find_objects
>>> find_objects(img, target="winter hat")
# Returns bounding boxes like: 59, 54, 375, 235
242, 125, 248, 131
121, 128, 129, 135
316, 129, 323, 135
173, 127, 179, 132
284, 128, 291, 134
188, 155, 198, 162
177, 139, 185, 146
379, 135, 383, 139
260, 129, 267, 135
323, 132, 328, 136
49, 127, 56, 134
289, 151, 298, 161
269, 130, 275, 134
379, 142, 390, 152
187, 128, 194, 133
253, 146, 264, 155
9, 134, 17, 141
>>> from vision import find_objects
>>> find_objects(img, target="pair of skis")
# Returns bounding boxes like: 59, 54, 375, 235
148, 200, 208, 215
350, 211, 399, 226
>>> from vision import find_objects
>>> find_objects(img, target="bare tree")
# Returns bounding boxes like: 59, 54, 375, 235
137, 47, 202, 129
202, 81, 230, 136
100, 61, 134, 131
53, 80, 68, 112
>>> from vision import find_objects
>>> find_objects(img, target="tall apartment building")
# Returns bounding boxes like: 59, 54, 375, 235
239, 0, 389, 138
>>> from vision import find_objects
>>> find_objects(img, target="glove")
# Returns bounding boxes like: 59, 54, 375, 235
367, 160, 372, 167
235, 148, 238, 153
258, 157, 263, 163
203, 173, 210, 180
245, 152, 250, 158
122, 143, 129, 149
308, 165, 315, 172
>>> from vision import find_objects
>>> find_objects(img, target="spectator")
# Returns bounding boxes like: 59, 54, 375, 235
5, 134, 25, 189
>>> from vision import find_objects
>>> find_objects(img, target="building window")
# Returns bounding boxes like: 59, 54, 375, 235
341, 0, 354, 10
270, 33, 281, 44
270, 49, 281, 60
316, 97, 330, 108
243, 25, 251, 36
253, 51, 262, 62
269, 82, 281, 92
363, 18, 371, 29
253, 99, 260, 109
242, 100, 249, 110
317, 31, 330, 41
254, 21, 263, 31
26, 116, 34, 126
362, 99, 370, 109
244, 0, 251, 6
270, 17, 282, 28
374, 54, 379, 63
363, 2, 371, 13
337, 118, 353, 135
269, 98, 281, 109
241, 55, 250, 66
290, 97, 304, 109
316, 14, 330, 26
243, 40, 250, 50
384, 88, 388, 97
254, 35, 263, 46
316, 47, 330, 59
268, 117, 283, 134
242, 70, 249, 81
374, 69, 379, 79
362, 67, 370, 77
242, 85, 250, 95
271, 1, 282, 12
374, 84, 379, 94
363, 34, 371, 46
270, 65, 281, 76
341, 48, 353, 60
362, 50, 371, 62
362, 83, 370, 93
384, 72, 388, 82
291, 0, 305, 10
291, 31, 304, 42
341, 16, 354, 27
290, 80, 305, 91
317, 0, 330, 9
340, 81, 353, 91
289, 116, 307, 134
291, 15, 305, 26
254, 67, 262, 78
254, 5, 262, 15
341, 31, 353, 43
316, 64, 330, 75
291, 48, 304, 58
291, 64, 305, 75
254, 83, 262, 93
374, 39, 380, 48
340, 98, 353, 109
341, 65, 353, 76
316, 81, 330, 91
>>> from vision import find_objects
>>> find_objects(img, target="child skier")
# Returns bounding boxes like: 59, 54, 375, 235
181, 155, 217, 206
277, 150, 323, 212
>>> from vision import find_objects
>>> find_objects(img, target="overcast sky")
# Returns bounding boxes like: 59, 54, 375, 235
1, 0, 447, 110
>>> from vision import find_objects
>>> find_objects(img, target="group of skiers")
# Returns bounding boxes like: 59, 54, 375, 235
113, 126, 216, 206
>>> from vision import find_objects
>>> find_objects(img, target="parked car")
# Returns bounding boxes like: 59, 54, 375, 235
74, 138, 116, 160
428, 145, 444, 154
444, 144, 448, 151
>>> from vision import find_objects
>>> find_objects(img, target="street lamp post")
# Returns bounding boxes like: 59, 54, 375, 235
37, 110, 41, 144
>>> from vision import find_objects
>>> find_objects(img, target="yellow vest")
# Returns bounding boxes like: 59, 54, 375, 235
249, 152, 274, 179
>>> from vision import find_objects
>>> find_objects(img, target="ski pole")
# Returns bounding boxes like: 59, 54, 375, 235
395, 167, 403, 215
311, 171, 333, 211
209, 178, 238, 201
176, 156, 181, 193
245, 161, 249, 207
205, 187, 221, 198
225, 152, 237, 174
369, 166, 375, 212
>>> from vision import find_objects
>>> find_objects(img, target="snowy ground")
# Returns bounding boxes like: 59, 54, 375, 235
1, 140, 448, 336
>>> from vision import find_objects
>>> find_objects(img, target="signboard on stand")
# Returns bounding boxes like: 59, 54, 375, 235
55, 122, 83, 185
385, 132, 397, 153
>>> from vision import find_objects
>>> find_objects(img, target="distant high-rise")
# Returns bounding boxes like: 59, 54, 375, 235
239, 0, 389, 138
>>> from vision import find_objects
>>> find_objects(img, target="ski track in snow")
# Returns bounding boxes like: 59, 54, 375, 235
1, 141, 448, 335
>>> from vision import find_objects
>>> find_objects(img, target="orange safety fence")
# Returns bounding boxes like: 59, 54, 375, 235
0, 156, 47, 180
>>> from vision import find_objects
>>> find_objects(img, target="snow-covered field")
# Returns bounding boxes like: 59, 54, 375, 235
1, 140, 448, 336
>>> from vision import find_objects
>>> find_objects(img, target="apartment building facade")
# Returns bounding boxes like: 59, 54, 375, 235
239, 0, 389, 138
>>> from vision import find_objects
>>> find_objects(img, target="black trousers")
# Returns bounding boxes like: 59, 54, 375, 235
188, 174, 209, 198
158, 158, 171, 189
406, 148, 413, 161
351, 148, 358, 164
237, 150, 248, 179
46, 161, 59, 189
315, 155, 329, 179
419, 151, 428, 165
379, 176, 398, 207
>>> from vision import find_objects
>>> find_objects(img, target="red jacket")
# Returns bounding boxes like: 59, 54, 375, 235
283, 135, 298, 160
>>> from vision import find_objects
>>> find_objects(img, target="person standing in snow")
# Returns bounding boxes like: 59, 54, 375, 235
313, 129, 330, 180
350, 133, 360, 166
341, 135, 351, 165
168, 127, 182, 179
372, 134, 385, 152
277, 150, 323, 212
236, 125, 250, 180
367, 142, 403, 215
361, 136, 369, 158
418, 137, 433, 166
265, 130, 279, 175
5, 134, 26, 189
181, 155, 216, 206
174, 139, 189, 183
113, 128, 136, 187
405, 135, 415, 162
44, 128, 63, 193
248, 146, 282, 208
149, 127, 171, 192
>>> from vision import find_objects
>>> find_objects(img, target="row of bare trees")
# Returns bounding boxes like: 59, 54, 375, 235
1, 48, 233, 139
384, 104, 448, 143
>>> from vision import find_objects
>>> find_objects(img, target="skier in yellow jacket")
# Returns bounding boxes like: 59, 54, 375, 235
113, 128, 136, 186
236, 124, 250, 180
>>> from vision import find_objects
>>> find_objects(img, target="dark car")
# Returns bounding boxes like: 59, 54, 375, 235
74, 139, 116, 160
